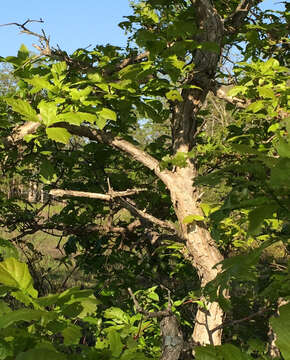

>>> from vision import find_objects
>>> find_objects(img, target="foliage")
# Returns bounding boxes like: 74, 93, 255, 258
0, 0, 289, 359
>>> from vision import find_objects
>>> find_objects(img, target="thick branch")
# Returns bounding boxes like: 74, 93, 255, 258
215, 88, 247, 108
117, 197, 177, 233
52, 122, 173, 188
2, 121, 41, 147
224, 0, 256, 34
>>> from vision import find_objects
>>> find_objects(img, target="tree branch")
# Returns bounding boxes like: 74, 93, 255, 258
224, 0, 256, 34
49, 187, 147, 200
215, 88, 247, 108
0, 18, 52, 56
49, 187, 177, 233
52, 122, 174, 188
210, 306, 269, 334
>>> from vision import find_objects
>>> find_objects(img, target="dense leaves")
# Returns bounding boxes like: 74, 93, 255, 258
0, 0, 289, 359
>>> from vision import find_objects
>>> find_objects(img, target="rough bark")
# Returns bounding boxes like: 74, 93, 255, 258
169, 0, 226, 346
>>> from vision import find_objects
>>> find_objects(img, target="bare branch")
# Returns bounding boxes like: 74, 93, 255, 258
49, 188, 147, 200
2, 121, 41, 147
0, 18, 52, 56
50, 122, 174, 188
107, 51, 150, 75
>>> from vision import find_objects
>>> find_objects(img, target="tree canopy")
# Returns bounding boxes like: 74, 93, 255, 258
0, 1, 289, 359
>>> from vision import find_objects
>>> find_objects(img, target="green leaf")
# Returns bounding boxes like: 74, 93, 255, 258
165, 90, 183, 102
51, 61, 67, 76
108, 329, 123, 358
0, 238, 18, 259
148, 291, 159, 301
17, 44, 29, 60
40, 160, 58, 184
5, 98, 38, 122
275, 136, 290, 158
25, 76, 54, 93
183, 214, 205, 224
38, 101, 58, 126
201, 203, 214, 217
258, 86, 275, 99
99, 108, 117, 121
0, 339, 13, 360
46, 128, 71, 144
0, 300, 11, 315
104, 307, 129, 324
227, 86, 247, 97
195, 344, 252, 360
270, 303, 290, 360
59, 112, 97, 125
62, 325, 82, 345
248, 204, 278, 234
0, 309, 56, 329
247, 101, 264, 113
0, 258, 37, 298
16, 349, 66, 360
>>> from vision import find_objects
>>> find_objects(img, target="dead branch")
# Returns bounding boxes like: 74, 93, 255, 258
49, 188, 147, 200
2, 121, 41, 147
0, 18, 52, 56
118, 197, 177, 233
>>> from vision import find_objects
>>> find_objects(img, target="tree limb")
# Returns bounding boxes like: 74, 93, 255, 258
224, 0, 256, 34
215, 88, 247, 108
49, 187, 177, 233
49, 187, 147, 200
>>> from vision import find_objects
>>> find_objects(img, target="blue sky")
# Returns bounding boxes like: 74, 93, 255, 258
0, 0, 284, 58
0, 0, 133, 57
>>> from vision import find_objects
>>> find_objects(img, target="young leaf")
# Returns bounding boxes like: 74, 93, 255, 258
0, 238, 19, 259
0, 309, 56, 329
46, 128, 71, 144
5, 98, 39, 122
166, 90, 183, 102
0, 258, 37, 298
99, 108, 117, 121
183, 214, 205, 224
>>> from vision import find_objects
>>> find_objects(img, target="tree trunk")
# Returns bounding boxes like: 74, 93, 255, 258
167, 165, 224, 346
166, 0, 226, 346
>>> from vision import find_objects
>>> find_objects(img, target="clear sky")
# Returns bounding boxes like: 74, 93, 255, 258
0, 0, 133, 57
0, 0, 284, 58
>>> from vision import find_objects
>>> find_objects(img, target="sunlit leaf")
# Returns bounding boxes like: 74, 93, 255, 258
46, 127, 71, 144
